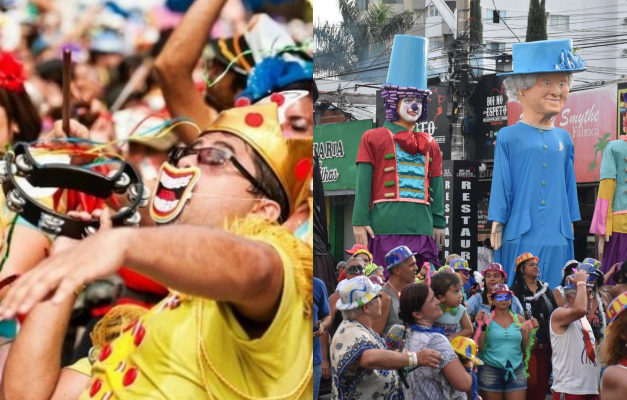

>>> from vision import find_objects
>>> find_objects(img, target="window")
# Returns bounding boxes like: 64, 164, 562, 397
549, 15, 569, 29
428, 5, 440, 17
489, 42, 505, 53
429, 36, 444, 50
485, 8, 506, 24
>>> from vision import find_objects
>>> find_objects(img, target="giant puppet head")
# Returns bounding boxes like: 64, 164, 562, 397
381, 35, 430, 124
499, 39, 586, 119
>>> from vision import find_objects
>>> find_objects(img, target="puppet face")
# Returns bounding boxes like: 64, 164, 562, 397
149, 162, 201, 224
397, 97, 422, 124
519, 72, 570, 118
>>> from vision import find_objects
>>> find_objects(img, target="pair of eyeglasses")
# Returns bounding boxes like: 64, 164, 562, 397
347, 266, 365, 274
494, 293, 512, 302
168, 145, 272, 200
373, 294, 382, 300
456, 270, 469, 276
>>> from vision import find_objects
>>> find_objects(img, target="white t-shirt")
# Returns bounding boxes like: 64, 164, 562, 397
477, 247, 493, 273
550, 314, 600, 394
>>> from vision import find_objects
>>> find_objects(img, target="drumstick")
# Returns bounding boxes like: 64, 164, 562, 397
62, 49, 72, 136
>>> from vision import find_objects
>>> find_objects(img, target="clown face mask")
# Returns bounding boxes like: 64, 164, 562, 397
397, 97, 422, 124
149, 162, 201, 224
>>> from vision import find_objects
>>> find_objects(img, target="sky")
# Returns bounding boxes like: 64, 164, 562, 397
313, 0, 342, 24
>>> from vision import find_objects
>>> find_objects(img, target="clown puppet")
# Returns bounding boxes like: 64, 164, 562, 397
352, 35, 444, 275
590, 134, 627, 284
489, 39, 584, 288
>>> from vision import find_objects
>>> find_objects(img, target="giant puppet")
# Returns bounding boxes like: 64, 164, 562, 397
352, 35, 444, 273
590, 135, 627, 284
489, 39, 584, 287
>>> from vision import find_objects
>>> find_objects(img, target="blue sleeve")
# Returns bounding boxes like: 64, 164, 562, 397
564, 134, 581, 222
314, 278, 331, 318
467, 295, 479, 316
488, 133, 511, 224
512, 296, 524, 315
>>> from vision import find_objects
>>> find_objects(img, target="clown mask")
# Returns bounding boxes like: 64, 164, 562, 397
397, 97, 422, 124
149, 162, 201, 224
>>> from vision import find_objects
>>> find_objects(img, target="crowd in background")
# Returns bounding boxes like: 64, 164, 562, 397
313, 242, 627, 400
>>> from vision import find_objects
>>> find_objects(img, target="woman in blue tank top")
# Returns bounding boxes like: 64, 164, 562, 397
475, 284, 538, 399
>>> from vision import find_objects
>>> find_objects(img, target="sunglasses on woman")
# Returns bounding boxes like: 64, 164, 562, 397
347, 266, 365, 274
494, 293, 512, 302
456, 270, 469, 276
168, 145, 272, 199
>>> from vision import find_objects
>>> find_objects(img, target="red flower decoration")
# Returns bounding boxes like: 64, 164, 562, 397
0, 53, 25, 93
123, 367, 139, 387
235, 97, 251, 107
245, 113, 264, 128
270, 92, 285, 106
295, 158, 313, 181
99, 343, 112, 361
89, 379, 102, 397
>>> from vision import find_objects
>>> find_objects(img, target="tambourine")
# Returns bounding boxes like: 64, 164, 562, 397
0, 142, 149, 239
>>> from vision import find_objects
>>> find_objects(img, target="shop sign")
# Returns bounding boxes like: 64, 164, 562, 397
442, 160, 479, 263
313, 119, 374, 191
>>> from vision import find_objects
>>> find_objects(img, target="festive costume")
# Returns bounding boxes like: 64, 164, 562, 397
79, 104, 313, 399
352, 35, 444, 275
490, 39, 584, 288
590, 136, 627, 284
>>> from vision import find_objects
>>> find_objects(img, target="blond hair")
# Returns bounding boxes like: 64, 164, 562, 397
601, 312, 627, 366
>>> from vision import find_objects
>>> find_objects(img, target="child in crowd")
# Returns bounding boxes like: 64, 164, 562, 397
431, 271, 474, 340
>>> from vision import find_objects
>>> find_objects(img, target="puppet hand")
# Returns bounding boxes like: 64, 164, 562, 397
353, 226, 374, 246
433, 228, 445, 247
0, 225, 130, 320
491, 222, 503, 251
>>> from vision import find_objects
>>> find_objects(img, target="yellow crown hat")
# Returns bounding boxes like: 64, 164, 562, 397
203, 103, 313, 218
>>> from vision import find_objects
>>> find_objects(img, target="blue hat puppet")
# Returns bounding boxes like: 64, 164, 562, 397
381, 35, 431, 123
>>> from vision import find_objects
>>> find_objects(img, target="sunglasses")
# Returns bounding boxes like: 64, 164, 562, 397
347, 266, 365, 274
168, 145, 272, 200
373, 294, 382, 300
494, 293, 512, 302
456, 270, 469, 276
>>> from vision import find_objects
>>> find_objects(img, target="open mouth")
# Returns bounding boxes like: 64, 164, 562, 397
149, 163, 200, 224
407, 111, 418, 116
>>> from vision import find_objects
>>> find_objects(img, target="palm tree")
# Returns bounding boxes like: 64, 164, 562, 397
314, 0, 417, 81
589, 133, 611, 181
589, 158, 598, 182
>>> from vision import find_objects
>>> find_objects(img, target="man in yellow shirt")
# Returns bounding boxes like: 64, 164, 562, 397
0, 103, 313, 399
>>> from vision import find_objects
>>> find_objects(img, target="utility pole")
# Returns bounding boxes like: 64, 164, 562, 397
449, 0, 472, 160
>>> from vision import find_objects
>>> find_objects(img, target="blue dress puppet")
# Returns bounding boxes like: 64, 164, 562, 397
488, 39, 585, 288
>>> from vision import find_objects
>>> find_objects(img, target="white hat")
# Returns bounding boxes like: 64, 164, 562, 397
336, 276, 382, 311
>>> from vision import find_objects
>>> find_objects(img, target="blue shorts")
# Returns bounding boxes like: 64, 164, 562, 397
477, 363, 527, 393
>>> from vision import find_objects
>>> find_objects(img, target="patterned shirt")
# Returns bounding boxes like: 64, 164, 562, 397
405, 328, 466, 400
331, 320, 405, 400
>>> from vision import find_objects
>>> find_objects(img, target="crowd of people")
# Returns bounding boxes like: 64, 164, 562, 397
314, 243, 627, 400
0, 0, 314, 398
